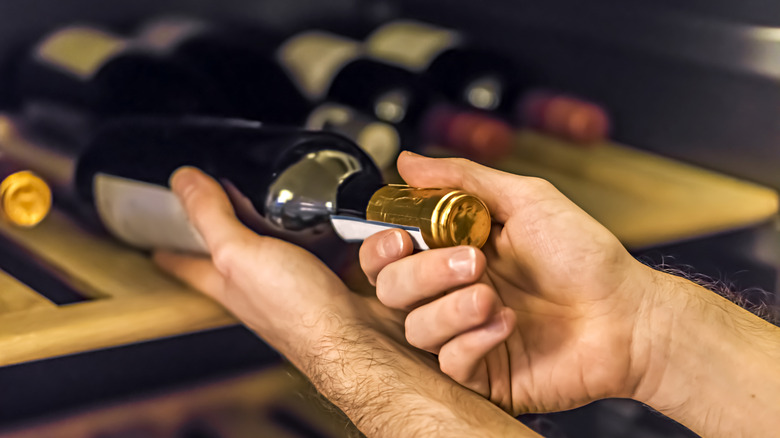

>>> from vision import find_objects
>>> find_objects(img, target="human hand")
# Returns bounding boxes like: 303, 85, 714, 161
153, 167, 391, 365
360, 152, 661, 415
152, 166, 541, 438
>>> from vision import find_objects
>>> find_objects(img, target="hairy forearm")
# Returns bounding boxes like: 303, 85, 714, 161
301, 321, 539, 438
634, 267, 780, 438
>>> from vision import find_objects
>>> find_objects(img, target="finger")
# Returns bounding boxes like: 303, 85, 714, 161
170, 166, 254, 253
438, 308, 516, 387
404, 283, 504, 354
359, 229, 414, 286
396, 152, 556, 223
375, 245, 486, 310
153, 250, 225, 301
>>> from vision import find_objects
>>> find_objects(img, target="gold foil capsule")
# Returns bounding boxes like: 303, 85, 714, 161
366, 184, 491, 248
0, 170, 52, 227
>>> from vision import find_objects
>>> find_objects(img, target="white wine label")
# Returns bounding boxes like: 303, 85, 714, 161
305, 103, 400, 170
277, 31, 362, 100
94, 173, 209, 253
330, 215, 429, 250
35, 26, 130, 80
137, 17, 208, 53
365, 20, 462, 72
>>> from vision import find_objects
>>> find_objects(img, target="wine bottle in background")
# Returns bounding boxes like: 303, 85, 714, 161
0, 115, 490, 265
136, 17, 309, 125
303, 102, 400, 170
135, 16, 402, 169
277, 30, 513, 162
364, 20, 611, 144
14, 24, 232, 137
364, 20, 525, 114
518, 90, 611, 145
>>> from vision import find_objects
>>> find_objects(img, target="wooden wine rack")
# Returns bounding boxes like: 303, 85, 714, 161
0, 130, 777, 368
485, 131, 777, 249
0, 209, 236, 368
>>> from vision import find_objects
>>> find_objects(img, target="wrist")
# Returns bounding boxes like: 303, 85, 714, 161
297, 309, 539, 437
631, 267, 780, 437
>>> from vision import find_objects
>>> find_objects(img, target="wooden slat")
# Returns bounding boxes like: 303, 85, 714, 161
0, 210, 236, 367
0, 292, 234, 366
0, 210, 194, 299
0, 269, 55, 315
483, 131, 779, 248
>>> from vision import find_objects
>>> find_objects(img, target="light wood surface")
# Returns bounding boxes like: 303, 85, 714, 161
0, 270, 55, 314
473, 131, 778, 249
0, 210, 236, 368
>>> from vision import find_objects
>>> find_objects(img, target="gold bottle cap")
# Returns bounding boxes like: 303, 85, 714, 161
0, 171, 52, 227
430, 190, 491, 248
366, 185, 491, 249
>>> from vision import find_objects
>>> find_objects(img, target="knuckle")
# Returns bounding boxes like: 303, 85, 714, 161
525, 176, 555, 192
403, 315, 425, 350
445, 156, 476, 168
470, 285, 498, 322
358, 245, 377, 282
438, 348, 466, 381
374, 270, 398, 307
211, 240, 242, 278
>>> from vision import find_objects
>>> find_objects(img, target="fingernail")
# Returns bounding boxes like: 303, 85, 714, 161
378, 230, 404, 258
448, 247, 475, 278
403, 151, 423, 158
484, 311, 508, 334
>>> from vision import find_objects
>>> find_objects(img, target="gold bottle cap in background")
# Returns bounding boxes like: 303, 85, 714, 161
0, 171, 52, 227
366, 185, 491, 249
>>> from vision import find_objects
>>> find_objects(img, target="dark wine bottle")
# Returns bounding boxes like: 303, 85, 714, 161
0, 115, 490, 262
364, 20, 525, 114
365, 20, 611, 144
135, 17, 401, 169
15, 25, 231, 120
136, 17, 308, 125
277, 30, 513, 161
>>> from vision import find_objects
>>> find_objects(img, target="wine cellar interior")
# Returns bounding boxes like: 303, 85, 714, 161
1, 1, 779, 437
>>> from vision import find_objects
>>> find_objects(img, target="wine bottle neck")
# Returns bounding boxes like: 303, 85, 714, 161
335, 173, 385, 218
266, 148, 381, 230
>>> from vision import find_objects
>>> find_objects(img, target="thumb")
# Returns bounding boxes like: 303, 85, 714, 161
397, 152, 551, 223
169, 166, 256, 255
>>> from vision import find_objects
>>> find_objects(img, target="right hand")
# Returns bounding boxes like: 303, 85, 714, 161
360, 152, 663, 415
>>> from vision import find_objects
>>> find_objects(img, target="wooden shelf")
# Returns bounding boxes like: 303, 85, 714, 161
0, 210, 236, 368
484, 131, 778, 249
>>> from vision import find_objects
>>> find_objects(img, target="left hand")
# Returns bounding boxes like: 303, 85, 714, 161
153, 167, 406, 366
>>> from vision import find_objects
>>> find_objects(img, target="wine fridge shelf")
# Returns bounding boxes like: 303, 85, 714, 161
0, 209, 236, 368
0, 130, 777, 368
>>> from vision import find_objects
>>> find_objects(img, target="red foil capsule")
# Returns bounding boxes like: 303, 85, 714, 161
423, 105, 513, 162
518, 91, 611, 145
